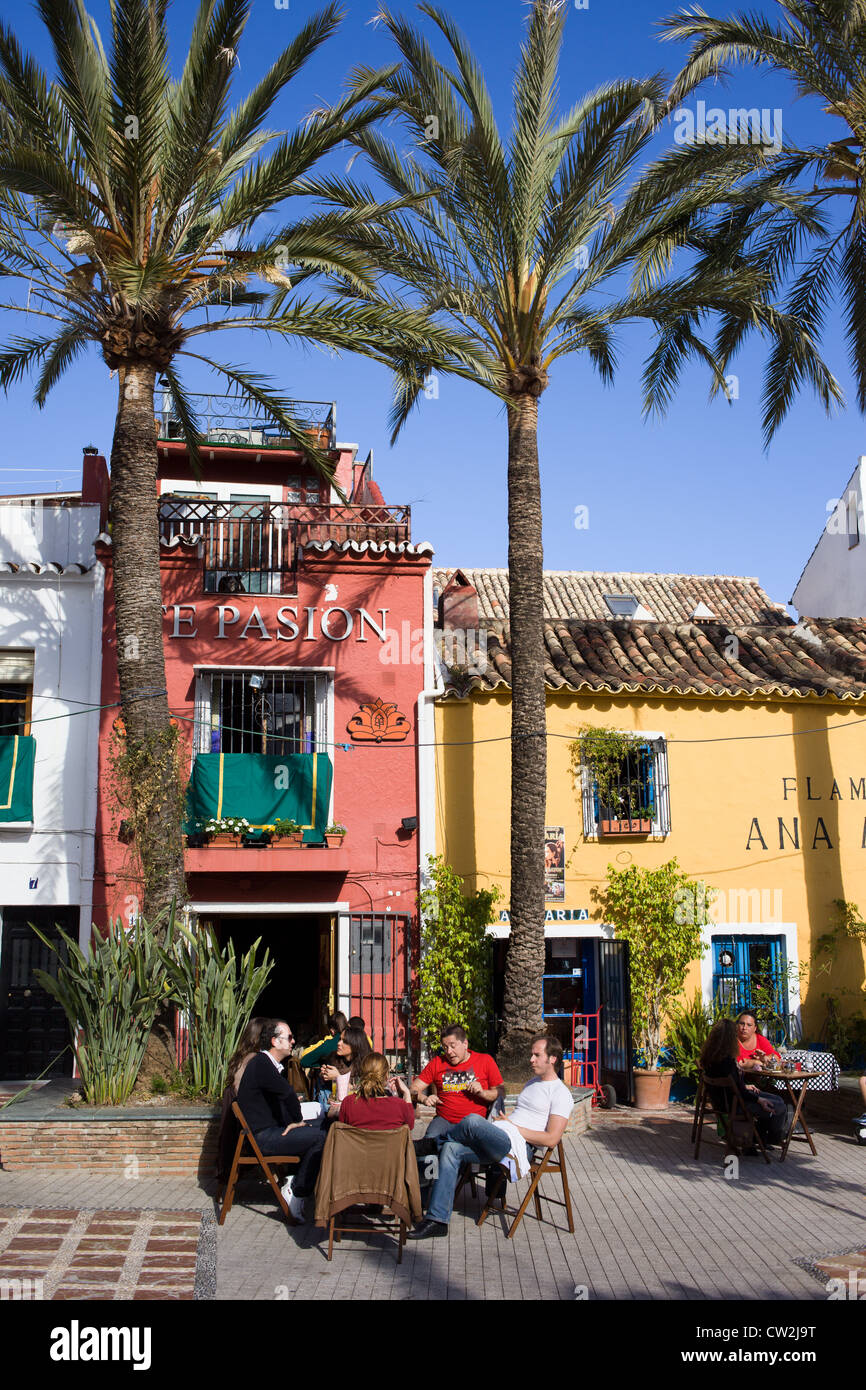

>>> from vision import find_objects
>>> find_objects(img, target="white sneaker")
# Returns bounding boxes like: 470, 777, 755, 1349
288, 1192, 305, 1222
280, 1176, 294, 1201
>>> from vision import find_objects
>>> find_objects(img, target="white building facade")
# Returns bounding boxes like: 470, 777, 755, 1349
792, 456, 866, 618
0, 494, 104, 1077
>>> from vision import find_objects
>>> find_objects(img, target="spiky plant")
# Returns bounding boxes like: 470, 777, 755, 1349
339, 0, 836, 1073
662, 0, 866, 428
0, 0, 477, 920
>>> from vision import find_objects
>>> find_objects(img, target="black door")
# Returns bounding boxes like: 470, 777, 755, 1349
0, 907, 75, 1078
597, 938, 633, 1103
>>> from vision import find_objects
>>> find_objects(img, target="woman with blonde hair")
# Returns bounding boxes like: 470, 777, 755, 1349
339, 1053, 415, 1131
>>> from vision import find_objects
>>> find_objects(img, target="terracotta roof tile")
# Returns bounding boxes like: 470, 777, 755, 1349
438, 617, 866, 702
434, 568, 789, 626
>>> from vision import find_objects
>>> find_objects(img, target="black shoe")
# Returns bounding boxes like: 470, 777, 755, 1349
407, 1218, 448, 1240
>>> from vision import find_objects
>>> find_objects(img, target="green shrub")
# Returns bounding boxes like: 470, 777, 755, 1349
31, 917, 172, 1105
159, 923, 272, 1100
416, 856, 498, 1052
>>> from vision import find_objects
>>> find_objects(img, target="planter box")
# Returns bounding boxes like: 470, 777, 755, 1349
599, 818, 652, 836
207, 832, 240, 847
633, 1068, 674, 1110
324, 833, 346, 848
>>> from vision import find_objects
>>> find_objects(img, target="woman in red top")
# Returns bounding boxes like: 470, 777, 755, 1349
735, 1010, 781, 1071
339, 1054, 415, 1131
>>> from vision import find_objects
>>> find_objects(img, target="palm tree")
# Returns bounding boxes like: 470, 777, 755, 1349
662, 0, 866, 428
0, 0, 476, 922
342, 0, 838, 1072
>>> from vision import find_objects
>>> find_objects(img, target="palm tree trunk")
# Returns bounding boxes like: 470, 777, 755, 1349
109, 361, 186, 927
498, 393, 546, 1079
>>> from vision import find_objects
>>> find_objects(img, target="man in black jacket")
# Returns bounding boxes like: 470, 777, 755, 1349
236, 1019, 325, 1221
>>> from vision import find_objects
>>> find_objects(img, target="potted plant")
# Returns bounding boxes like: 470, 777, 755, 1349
572, 726, 654, 834
203, 815, 251, 846
271, 817, 304, 845
324, 822, 347, 848
596, 860, 709, 1109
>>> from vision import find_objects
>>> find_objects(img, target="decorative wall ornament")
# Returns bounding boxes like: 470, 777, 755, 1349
347, 696, 411, 743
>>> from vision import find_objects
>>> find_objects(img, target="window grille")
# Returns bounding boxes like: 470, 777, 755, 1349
580, 736, 670, 836
196, 671, 330, 755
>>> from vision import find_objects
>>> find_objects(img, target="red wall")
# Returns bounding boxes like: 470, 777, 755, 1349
93, 540, 429, 926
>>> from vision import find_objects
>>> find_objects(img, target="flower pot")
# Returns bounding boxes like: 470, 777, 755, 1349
208, 833, 239, 847
324, 833, 345, 848
633, 1068, 674, 1110
600, 818, 652, 835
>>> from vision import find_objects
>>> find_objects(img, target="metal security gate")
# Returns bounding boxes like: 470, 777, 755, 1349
597, 938, 633, 1103
348, 913, 413, 1069
0, 908, 75, 1078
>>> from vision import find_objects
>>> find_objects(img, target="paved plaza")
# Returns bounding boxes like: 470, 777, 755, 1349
2, 1107, 865, 1301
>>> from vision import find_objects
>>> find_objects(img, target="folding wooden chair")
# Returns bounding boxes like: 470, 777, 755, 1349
217, 1101, 301, 1225
476, 1141, 575, 1240
315, 1124, 422, 1264
693, 1072, 770, 1164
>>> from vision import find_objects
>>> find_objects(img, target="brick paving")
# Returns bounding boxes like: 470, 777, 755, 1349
0, 1107, 864, 1300
0, 1205, 207, 1300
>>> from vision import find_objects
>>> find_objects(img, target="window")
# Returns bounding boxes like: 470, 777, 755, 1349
285, 475, 322, 505
195, 669, 330, 757
712, 935, 795, 1044
580, 735, 670, 837
848, 492, 860, 549
604, 594, 639, 617
0, 652, 33, 735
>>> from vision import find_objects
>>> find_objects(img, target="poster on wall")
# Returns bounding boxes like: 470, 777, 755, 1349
544, 826, 565, 900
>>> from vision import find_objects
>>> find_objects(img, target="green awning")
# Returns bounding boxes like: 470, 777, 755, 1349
184, 753, 333, 842
0, 735, 35, 822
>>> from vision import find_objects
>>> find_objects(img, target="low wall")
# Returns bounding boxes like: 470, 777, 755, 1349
0, 1115, 219, 1178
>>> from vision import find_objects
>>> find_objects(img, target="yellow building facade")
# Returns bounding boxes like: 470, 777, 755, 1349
433, 570, 866, 1065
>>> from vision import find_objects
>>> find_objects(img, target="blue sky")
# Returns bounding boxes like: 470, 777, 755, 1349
1, 0, 862, 610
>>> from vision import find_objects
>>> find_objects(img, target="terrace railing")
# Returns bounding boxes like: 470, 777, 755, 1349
158, 497, 411, 594
156, 392, 336, 449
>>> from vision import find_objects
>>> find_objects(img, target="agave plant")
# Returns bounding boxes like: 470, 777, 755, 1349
30, 916, 172, 1105
159, 921, 272, 1100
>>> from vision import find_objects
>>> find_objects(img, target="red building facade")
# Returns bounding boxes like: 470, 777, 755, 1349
93, 399, 431, 1061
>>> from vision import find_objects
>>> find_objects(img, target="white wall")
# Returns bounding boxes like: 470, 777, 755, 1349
0, 503, 102, 569
0, 562, 104, 947
792, 458, 866, 618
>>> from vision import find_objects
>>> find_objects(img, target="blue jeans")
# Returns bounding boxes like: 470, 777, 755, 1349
425, 1115, 512, 1225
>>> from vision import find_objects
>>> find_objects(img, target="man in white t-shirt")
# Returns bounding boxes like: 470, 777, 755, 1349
408, 1034, 574, 1239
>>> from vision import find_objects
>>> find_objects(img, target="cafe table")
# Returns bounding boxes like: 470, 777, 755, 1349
757, 1063, 822, 1161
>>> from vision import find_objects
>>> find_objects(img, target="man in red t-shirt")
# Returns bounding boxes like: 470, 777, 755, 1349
411, 1024, 504, 1140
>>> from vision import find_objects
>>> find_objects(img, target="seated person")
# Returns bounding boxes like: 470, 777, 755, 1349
408, 1033, 573, 1240
339, 1053, 416, 1130
348, 1015, 374, 1046
235, 1018, 326, 1222
226, 1016, 266, 1095
700, 1017, 787, 1147
320, 1026, 372, 1118
300, 1012, 348, 1070
410, 1023, 503, 1140
735, 1010, 781, 1071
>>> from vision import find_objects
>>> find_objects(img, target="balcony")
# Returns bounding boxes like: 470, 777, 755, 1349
156, 392, 337, 450
159, 498, 412, 594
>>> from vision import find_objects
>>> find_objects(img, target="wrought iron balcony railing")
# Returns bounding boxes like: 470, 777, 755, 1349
158, 497, 412, 595
156, 391, 336, 449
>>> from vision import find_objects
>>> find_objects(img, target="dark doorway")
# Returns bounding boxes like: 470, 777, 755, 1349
218, 915, 331, 1048
0, 906, 76, 1078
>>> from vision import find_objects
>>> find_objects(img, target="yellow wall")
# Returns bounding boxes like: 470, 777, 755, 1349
435, 690, 866, 1033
